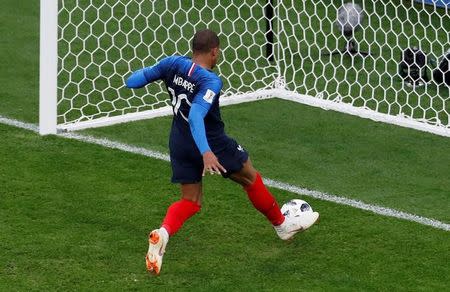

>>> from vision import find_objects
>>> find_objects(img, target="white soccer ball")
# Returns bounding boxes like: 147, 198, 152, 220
335, 3, 364, 35
281, 199, 313, 218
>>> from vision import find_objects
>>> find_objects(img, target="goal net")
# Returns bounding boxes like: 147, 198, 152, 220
39, 0, 450, 137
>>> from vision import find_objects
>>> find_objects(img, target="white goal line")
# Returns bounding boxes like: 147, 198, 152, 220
1, 115, 449, 232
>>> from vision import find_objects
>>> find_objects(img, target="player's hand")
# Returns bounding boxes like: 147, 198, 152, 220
202, 151, 227, 176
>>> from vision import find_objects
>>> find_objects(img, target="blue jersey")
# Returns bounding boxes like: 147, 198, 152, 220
126, 56, 249, 182
127, 55, 227, 154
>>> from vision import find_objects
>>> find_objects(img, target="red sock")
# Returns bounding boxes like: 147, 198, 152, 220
161, 199, 201, 236
244, 173, 285, 226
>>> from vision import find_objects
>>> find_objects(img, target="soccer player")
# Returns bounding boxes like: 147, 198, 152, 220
126, 29, 319, 275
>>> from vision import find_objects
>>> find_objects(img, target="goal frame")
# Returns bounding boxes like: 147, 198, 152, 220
39, 0, 450, 137
39, 0, 58, 135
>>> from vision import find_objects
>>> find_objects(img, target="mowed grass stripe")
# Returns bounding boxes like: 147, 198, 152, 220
1, 115, 448, 231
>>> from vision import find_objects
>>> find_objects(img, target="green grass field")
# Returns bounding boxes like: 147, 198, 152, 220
1, 123, 450, 291
1, 0, 450, 290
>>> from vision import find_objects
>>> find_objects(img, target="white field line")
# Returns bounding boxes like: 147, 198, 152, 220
0, 116, 39, 132
62, 132, 171, 162
264, 179, 450, 232
1, 115, 449, 232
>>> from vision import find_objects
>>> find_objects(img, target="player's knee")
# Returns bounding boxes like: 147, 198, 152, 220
243, 161, 257, 183
181, 193, 203, 206
180, 183, 203, 204
240, 177, 254, 187
230, 161, 257, 187
241, 170, 258, 187
231, 173, 255, 187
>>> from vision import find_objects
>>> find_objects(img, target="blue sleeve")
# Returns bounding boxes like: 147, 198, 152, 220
188, 103, 210, 154
192, 78, 223, 110
188, 77, 223, 154
125, 68, 149, 88
125, 56, 176, 88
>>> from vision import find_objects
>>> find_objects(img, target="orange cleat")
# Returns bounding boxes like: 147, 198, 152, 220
146, 228, 169, 275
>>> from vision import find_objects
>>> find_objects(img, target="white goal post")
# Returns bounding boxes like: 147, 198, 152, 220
39, 0, 450, 137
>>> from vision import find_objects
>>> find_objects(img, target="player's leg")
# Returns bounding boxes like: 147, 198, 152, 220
229, 159, 285, 226
146, 183, 202, 275
214, 140, 285, 227
230, 160, 319, 240
161, 183, 203, 235
146, 144, 204, 275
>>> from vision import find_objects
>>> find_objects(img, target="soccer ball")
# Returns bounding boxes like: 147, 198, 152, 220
335, 3, 365, 36
281, 199, 313, 218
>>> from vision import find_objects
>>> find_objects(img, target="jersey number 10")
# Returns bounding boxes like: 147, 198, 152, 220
168, 87, 191, 122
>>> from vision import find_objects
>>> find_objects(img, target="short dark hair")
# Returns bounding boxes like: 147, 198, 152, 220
192, 29, 220, 53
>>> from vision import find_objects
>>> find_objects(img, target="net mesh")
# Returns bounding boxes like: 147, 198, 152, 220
57, 0, 450, 132
58, 0, 277, 125
278, 0, 449, 129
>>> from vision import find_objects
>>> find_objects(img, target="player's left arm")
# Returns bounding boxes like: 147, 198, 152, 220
125, 56, 176, 88
188, 79, 226, 175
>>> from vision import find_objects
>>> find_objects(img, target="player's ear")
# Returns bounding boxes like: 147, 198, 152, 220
211, 47, 219, 58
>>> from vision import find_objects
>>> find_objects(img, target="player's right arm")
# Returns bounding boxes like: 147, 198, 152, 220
125, 56, 176, 88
